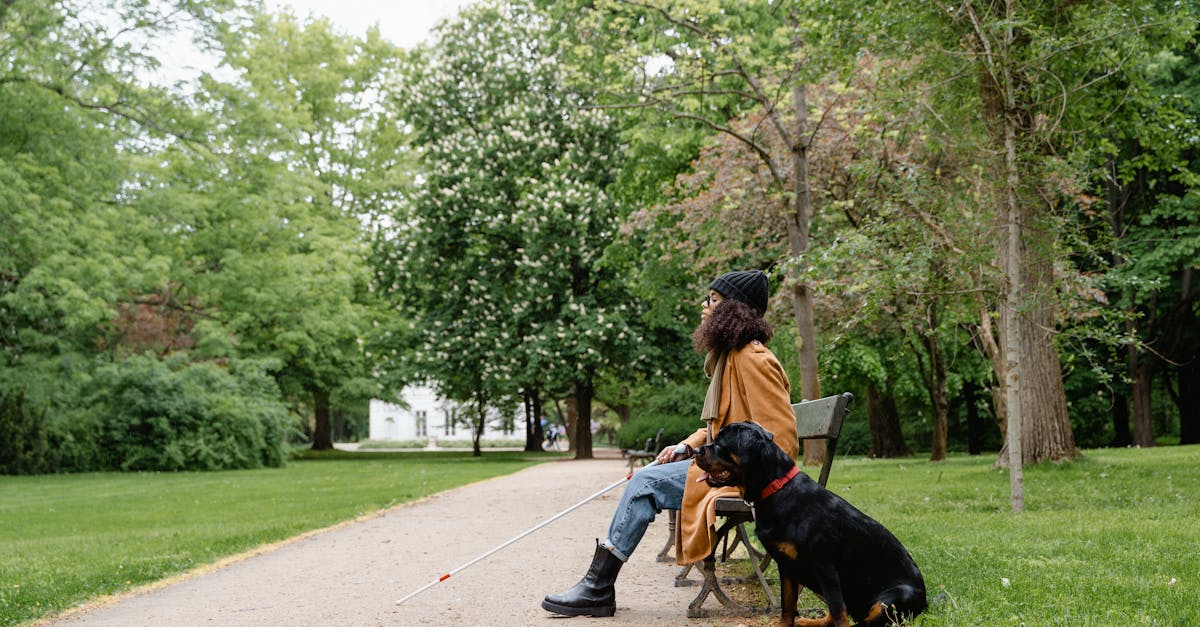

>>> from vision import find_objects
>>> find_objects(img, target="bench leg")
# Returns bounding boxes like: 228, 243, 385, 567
677, 523, 778, 616
746, 534, 777, 608
732, 523, 778, 608
724, 521, 765, 563
656, 509, 676, 562
674, 561, 697, 587
685, 557, 770, 618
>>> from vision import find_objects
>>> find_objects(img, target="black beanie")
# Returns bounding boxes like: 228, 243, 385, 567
709, 270, 769, 315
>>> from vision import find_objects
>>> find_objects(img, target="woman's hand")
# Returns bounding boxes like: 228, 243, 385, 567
655, 443, 693, 465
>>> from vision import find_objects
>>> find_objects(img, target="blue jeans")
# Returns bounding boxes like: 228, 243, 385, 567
602, 459, 690, 561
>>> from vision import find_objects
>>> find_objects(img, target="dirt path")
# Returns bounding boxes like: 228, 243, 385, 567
45, 450, 747, 626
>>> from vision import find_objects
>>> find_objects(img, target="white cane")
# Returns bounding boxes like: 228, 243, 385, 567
395, 460, 661, 606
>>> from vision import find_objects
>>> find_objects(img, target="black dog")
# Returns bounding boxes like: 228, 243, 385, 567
695, 422, 927, 627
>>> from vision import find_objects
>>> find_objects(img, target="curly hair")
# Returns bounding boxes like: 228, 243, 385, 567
692, 298, 773, 353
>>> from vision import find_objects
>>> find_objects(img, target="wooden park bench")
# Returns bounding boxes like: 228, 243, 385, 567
663, 392, 855, 618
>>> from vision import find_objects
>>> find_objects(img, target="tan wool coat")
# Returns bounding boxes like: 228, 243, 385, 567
674, 340, 799, 565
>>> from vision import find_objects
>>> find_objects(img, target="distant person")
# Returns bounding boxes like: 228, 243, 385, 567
541, 270, 798, 617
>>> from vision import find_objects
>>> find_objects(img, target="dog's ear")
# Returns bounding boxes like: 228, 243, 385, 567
732, 423, 777, 466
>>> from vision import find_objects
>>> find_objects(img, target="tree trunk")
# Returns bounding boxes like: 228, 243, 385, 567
1109, 389, 1133, 447
472, 389, 485, 457
994, 140, 1078, 472
1169, 287, 1198, 444
573, 380, 594, 459
866, 383, 912, 458
1012, 295, 1077, 461
786, 80, 823, 467
974, 297, 1008, 447
996, 64, 1025, 511
524, 392, 534, 451
563, 396, 577, 453
981, 14, 1075, 483
310, 388, 333, 450
964, 380, 984, 455
1130, 358, 1155, 447
523, 390, 545, 452
923, 301, 949, 462
533, 390, 545, 448
1179, 359, 1200, 445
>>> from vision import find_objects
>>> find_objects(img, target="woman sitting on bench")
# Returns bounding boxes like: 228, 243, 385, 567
541, 269, 799, 618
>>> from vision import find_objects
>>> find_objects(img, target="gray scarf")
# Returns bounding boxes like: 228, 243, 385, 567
701, 351, 727, 444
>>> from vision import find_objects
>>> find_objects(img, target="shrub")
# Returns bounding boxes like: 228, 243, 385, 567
835, 416, 871, 456
88, 355, 290, 471
0, 389, 51, 474
617, 412, 701, 451
44, 410, 104, 473
618, 381, 709, 450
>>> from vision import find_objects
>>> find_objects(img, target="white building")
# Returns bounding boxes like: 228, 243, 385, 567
368, 384, 518, 442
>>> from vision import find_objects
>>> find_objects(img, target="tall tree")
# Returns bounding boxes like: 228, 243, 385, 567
1094, 35, 1200, 446
1, 0, 232, 404
555, 0, 877, 464
131, 10, 395, 449
376, 0, 639, 458
899, 0, 1196, 506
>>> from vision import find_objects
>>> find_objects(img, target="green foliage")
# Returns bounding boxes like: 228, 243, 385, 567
85, 355, 290, 472
616, 381, 706, 449
0, 27, 146, 372
617, 413, 700, 451
0, 389, 50, 475
889, 0, 1200, 457
834, 415, 872, 456
128, 9, 396, 448
3, 0, 1198, 472
1050, 6, 1200, 445
1063, 364, 1119, 449
644, 380, 708, 417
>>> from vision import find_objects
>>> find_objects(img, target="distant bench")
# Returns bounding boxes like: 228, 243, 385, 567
622, 427, 664, 474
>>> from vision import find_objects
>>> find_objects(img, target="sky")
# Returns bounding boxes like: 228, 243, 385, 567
145, 0, 475, 86
266, 0, 475, 49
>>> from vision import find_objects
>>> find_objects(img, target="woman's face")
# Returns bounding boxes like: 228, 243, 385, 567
701, 289, 725, 323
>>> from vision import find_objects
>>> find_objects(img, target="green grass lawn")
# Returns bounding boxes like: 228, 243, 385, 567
0, 449, 563, 626
3, 446, 1198, 626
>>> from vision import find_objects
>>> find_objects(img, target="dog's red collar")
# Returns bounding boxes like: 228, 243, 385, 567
759, 465, 800, 500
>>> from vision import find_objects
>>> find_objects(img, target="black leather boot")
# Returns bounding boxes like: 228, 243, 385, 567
541, 542, 624, 617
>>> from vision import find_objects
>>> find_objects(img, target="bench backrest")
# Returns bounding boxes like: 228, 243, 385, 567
792, 392, 854, 487
645, 427, 665, 453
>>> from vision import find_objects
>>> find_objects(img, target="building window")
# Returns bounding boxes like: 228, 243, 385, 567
444, 408, 456, 436
416, 410, 427, 437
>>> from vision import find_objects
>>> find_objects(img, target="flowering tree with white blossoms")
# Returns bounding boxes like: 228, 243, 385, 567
373, 0, 644, 457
